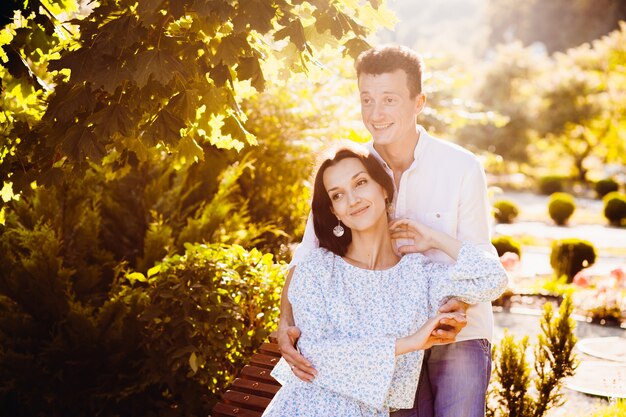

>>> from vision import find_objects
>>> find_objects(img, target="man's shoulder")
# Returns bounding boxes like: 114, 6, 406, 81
425, 132, 478, 163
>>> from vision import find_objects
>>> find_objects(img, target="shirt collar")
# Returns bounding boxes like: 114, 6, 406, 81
365, 124, 432, 172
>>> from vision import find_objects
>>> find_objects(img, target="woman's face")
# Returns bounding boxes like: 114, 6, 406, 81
323, 157, 388, 233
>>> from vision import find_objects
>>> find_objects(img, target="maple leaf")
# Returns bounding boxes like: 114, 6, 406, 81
133, 48, 185, 88
146, 108, 185, 147
214, 34, 251, 66
177, 135, 204, 163
343, 37, 371, 60
209, 64, 232, 87
275, 18, 307, 51
89, 103, 133, 139
43, 84, 97, 124
61, 124, 106, 162
236, 57, 265, 92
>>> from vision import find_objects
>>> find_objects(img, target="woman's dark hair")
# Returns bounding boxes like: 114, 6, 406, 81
312, 145, 395, 256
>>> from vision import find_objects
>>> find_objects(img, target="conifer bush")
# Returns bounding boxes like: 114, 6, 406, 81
492, 235, 522, 258
538, 175, 566, 195
548, 192, 576, 226
487, 297, 578, 417
493, 200, 519, 223
594, 178, 619, 199
550, 238, 597, 283
602, 191, 626, 227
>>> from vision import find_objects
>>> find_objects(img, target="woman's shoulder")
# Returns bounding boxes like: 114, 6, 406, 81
292, 248, 335, 282
399, 252, 429, 267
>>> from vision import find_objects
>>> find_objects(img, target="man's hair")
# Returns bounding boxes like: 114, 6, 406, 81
312, 145, 395, 257
355, 45, 424, 98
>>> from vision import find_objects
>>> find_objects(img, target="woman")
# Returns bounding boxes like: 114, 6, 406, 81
264, 146, 507, 417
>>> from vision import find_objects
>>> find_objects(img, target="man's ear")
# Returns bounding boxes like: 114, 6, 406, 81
415, 93, 426, 114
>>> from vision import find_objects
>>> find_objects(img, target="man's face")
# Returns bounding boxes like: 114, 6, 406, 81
358, 70, 424, 146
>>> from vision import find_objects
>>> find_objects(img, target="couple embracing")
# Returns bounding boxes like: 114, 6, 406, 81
263, 45, 508, 417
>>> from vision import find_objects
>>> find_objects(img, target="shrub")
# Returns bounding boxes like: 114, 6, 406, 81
603, 191, 626, 227
493, 200, 519, 223
538, 175, 566, 195
492, 235, 522, 258
594, 178, 619, 198
487, 297, 578, 417
548, 192, 576, 226
0, 226, 284, 416
134, 243, 284, 413
550, 238, 597, 283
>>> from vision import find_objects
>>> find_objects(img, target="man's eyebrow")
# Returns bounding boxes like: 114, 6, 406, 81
327, 171, 367, 192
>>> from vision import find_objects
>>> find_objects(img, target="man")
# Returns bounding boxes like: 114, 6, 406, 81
278, 45, 496, 417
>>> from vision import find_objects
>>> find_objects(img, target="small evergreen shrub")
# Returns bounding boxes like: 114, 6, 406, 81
538, 175, 566, 195
492, 235, 522, 258
487, 297, 578, 417
594, 178, 619, 199
493, 200, 519, 224
548, 192, 576, 226
550, 238, 597, 283
603, 191, 626, 227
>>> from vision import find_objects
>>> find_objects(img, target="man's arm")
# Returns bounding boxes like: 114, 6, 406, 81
457, 158, 496, 253
277, 267, 317, 381
438, 158, 496, 317
277, 214, 319, 381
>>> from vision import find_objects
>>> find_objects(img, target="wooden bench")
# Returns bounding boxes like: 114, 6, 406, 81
212, 340, 282, 416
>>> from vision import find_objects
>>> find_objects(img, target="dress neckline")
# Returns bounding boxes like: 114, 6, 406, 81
335, 252, 409, 272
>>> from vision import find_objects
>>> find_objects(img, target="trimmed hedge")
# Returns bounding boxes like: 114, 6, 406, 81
550, 238, 597, 282
538, 175, 567, 195
492, 235, 522, 258
548, 192, 576, 226
493, 200, 520, 224
595, 178, 619, 199
603, 191, 626, 227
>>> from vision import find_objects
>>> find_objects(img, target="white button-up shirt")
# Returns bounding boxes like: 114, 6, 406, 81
290, 125, 498, 342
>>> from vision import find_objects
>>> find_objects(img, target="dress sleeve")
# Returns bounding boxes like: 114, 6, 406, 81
285, 250, 397, 411
421, 243, 509, 309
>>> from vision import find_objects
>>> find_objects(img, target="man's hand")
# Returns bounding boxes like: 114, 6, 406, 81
433, 298, 469, 339
277, 325, 317, 382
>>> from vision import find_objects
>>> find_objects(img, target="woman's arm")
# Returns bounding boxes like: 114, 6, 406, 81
390, 219, 508, 305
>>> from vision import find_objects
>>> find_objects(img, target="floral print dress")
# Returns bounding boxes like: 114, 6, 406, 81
264, 243, 508, 417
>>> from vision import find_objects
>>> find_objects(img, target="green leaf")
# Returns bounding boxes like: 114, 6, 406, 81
147, 264, 162, 278
133, 49, 184, 88
189, 352, 198, 373
89, 103, 133, 138
146, 108, 185, 146
61, 124, 106, 162
127, 271, 148, 283
343, 37, 371, 60
275, 18, 307, 51
177, 135, 204, 163
214, 34, 251, 66
236, 57, 265, 92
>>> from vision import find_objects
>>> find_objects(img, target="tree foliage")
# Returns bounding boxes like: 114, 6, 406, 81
0, 0, 395, 415
486, 0, 626, 53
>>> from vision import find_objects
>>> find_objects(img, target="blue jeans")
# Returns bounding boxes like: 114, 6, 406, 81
391, 339, 492, 417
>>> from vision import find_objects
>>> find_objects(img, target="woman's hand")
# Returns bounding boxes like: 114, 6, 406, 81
395, 312, 466, 355
389, 219, 437, 254
389, 218, 462, 259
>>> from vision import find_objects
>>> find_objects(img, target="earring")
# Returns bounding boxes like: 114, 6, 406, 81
333, 218, 345, 237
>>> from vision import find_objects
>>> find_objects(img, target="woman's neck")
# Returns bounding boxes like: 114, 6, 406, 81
344, 220, 400, 270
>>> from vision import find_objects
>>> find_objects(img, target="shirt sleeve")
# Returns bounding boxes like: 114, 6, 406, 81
457, 158, 498, 256
287, 212, 319, 269
420, 243, 509, 309
283, 251, 397, 411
